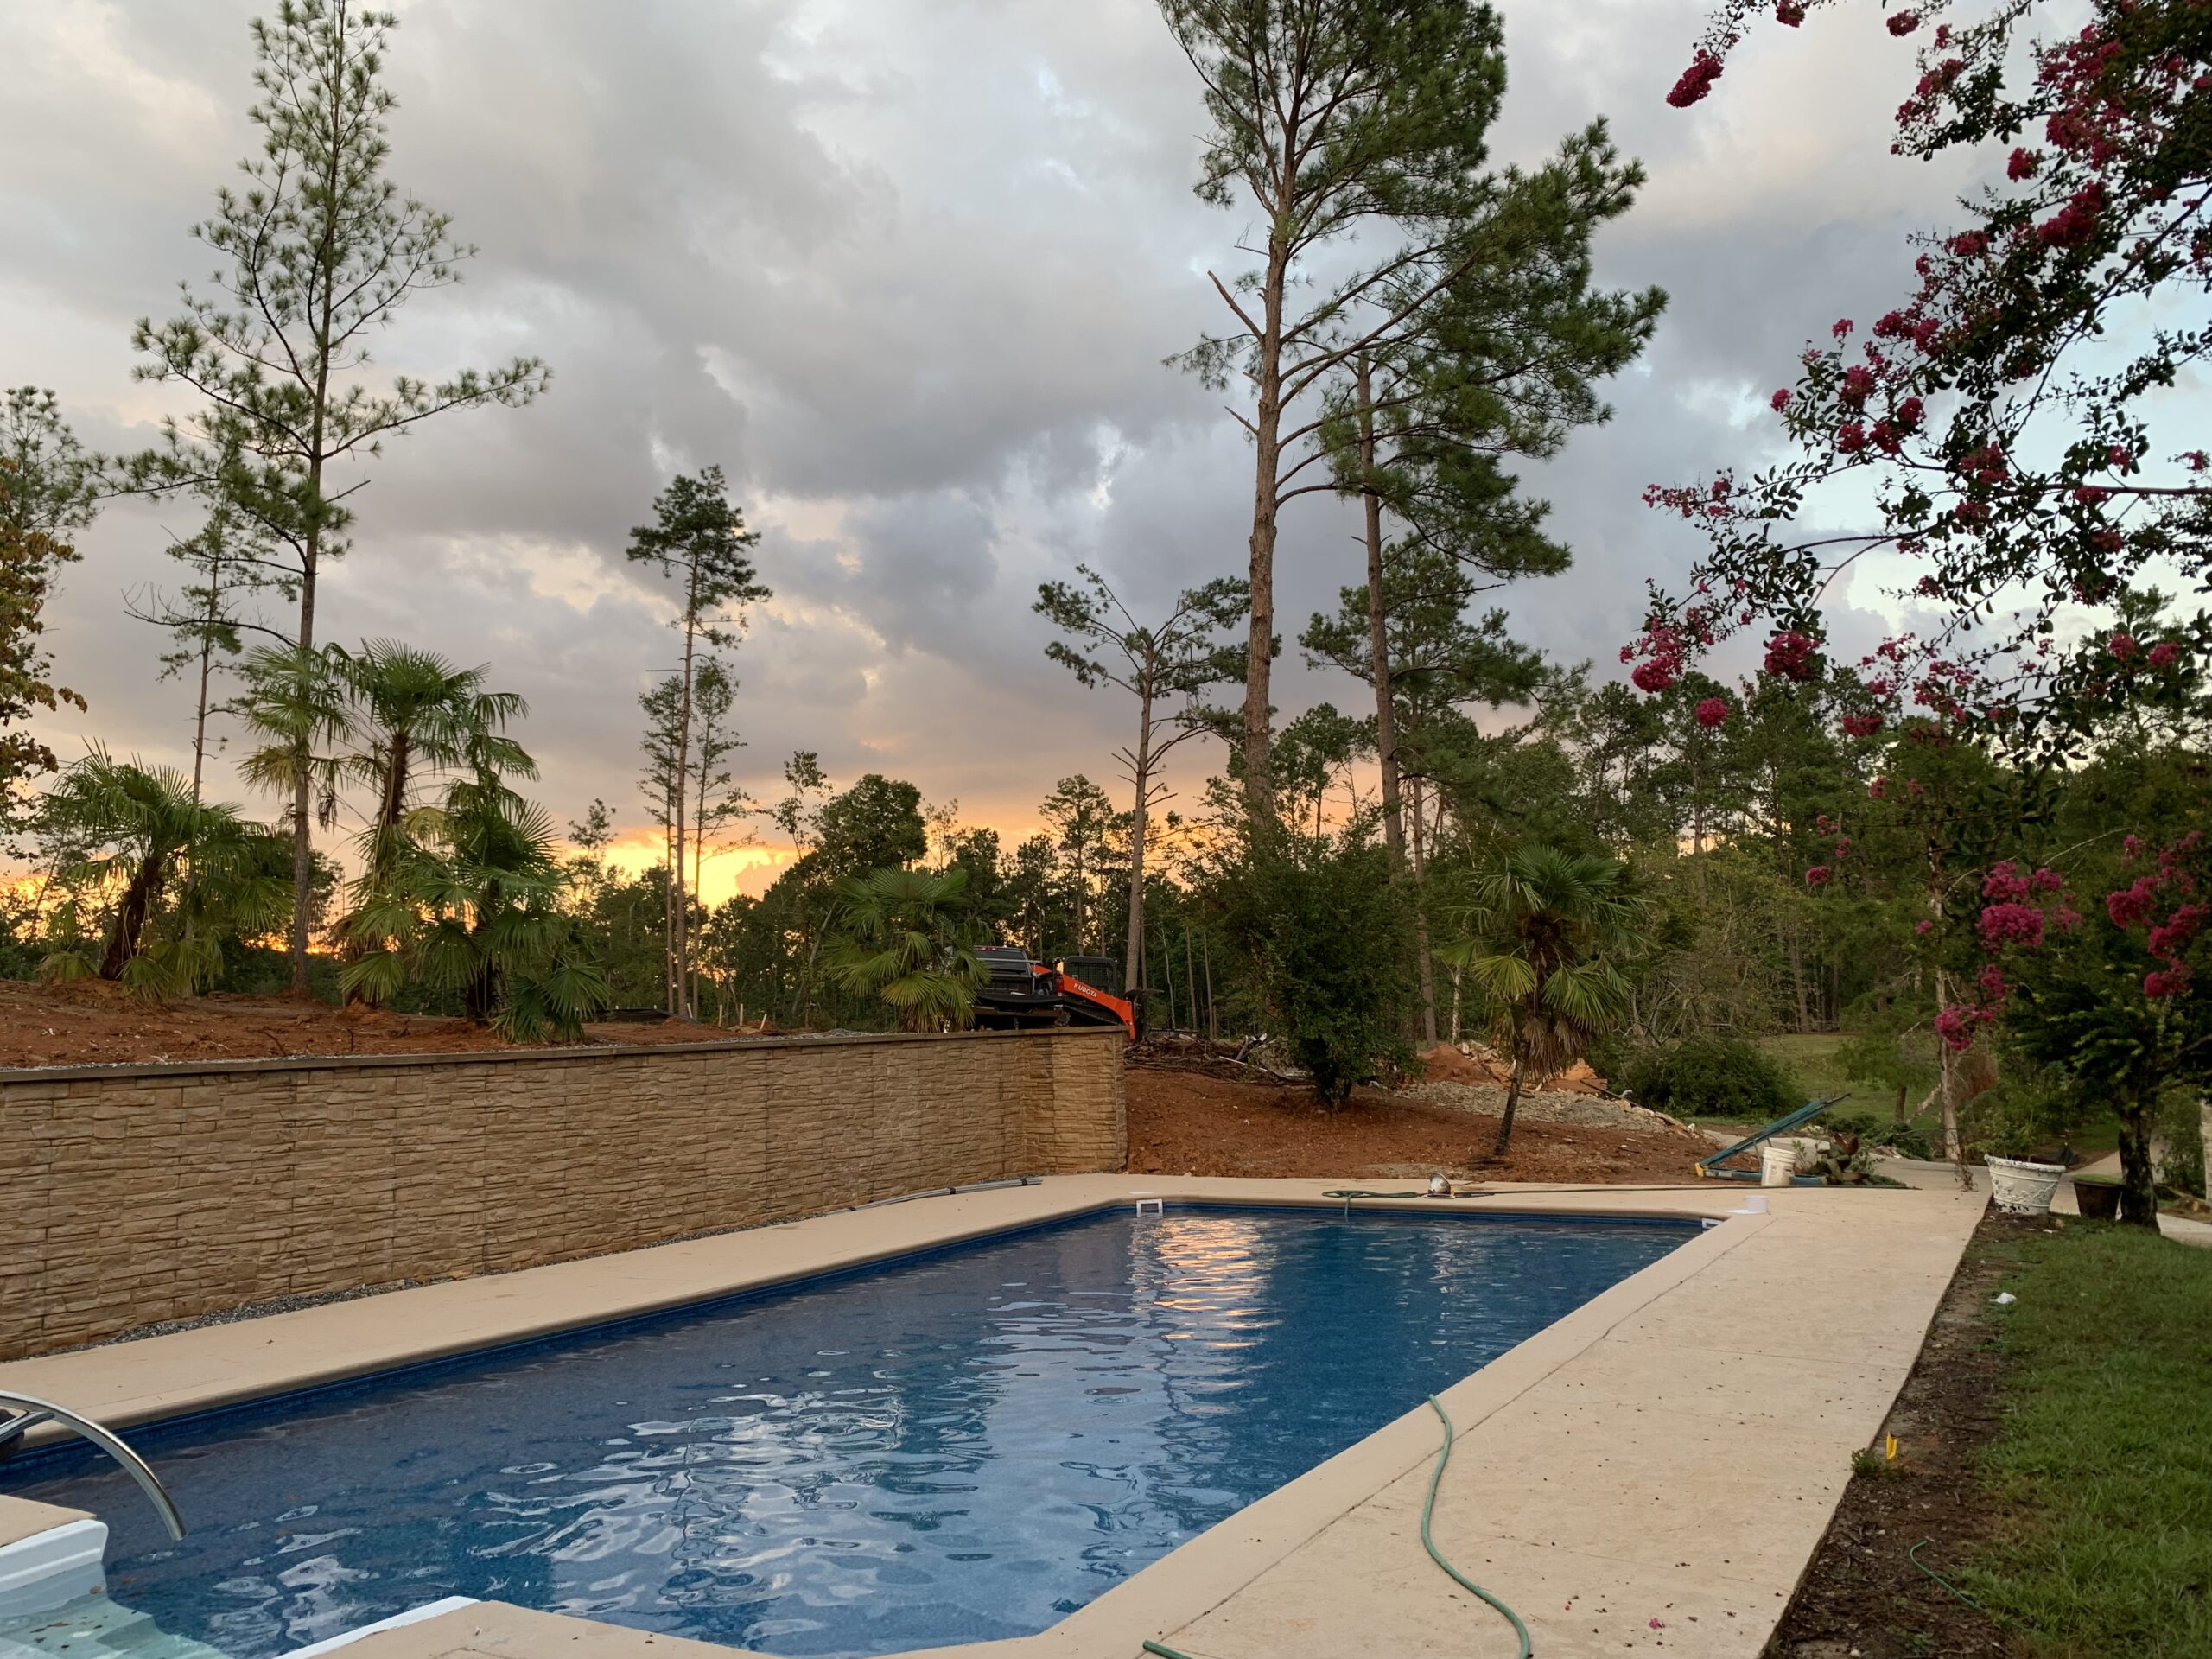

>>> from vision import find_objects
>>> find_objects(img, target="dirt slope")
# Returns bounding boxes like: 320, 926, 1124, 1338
1128, 1066, 1713, 1185
0, 977, 732, 1068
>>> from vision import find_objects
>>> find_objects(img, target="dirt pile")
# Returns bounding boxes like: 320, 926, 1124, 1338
1127, 1066, 1710, 1185
1416, 1041, 1608, 1095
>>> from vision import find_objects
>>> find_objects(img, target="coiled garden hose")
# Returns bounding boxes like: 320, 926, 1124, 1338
1140, 1395, 1532, 1659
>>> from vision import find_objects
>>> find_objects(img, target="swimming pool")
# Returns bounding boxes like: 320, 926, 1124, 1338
2, 1206, 1690, 1658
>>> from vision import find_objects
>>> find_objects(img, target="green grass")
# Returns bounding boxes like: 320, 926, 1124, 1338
1755, 1032, 1893, 1116
1963, 1224, 2212, 1657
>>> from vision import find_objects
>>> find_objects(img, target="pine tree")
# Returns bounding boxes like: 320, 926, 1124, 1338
625, 469, 770, 1015
129, 1, 547, 988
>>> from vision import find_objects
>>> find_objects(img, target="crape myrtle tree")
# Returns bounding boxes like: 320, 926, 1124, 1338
1637, 0, 2212, 1211
624, 468, 770, 1017
1034, 564, 1247, 1003
129, 0, 547, 990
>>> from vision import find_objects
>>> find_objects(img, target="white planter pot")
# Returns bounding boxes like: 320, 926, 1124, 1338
1986, 1155, 2067, 1215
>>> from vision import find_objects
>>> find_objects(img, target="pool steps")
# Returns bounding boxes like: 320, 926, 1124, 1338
0, 1514, 105, 1622
0, 1508, 471, 1658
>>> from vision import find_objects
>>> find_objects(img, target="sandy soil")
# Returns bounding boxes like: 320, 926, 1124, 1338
0, 977, 747, 1068
1127, 1065, 1717, 1185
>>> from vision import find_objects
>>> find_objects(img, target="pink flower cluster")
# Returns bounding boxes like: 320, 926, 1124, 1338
1776, 0, 1805, 23
1934, 1003, 1992, 1050
1804, 865, 1833, 887
2037, 181, 2108, 249
1623, 619, 1694, 693
1886, 10, 1919, 36
1694, 696, 1732, 728
2107, 834, 2205, 1001
1978, 902, 2044, 950
1764, 629, 1819, 680
1842, 711, 1884, 738
1667, 51, 1724, 108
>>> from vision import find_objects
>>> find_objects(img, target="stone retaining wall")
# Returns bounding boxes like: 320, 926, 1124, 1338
0, 1028, 1125, 1361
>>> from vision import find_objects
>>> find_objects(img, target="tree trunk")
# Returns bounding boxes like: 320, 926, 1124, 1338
285, 3, 353, 997
1786, 928, 1810, 1033
1240, 238, 1290, 823
1202, 926, 1216, 1043
286, 579, 317, 995
671, 588, 699, 1019
1402, 777, 1440, 1046
1124, 684, 1152, 1009
1353, 359, 1436, 1047
1491, 1044, 1525, 1160
2202, 1096, 2211, 1209
99, 851, 168, 981
2115, 1101, 2161, 1228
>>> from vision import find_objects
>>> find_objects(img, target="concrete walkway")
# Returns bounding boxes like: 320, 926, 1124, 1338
1882, 1155, 2212, 1245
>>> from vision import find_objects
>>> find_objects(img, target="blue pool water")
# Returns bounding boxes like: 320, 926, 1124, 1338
2, 1207, 1688, 1658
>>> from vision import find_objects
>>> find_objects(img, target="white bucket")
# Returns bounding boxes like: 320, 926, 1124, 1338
1760, 1139, 1802, 1186
1986, 1155, 2067, 1215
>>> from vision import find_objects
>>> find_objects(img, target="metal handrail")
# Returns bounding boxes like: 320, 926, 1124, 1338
0, 1389, 185, 1541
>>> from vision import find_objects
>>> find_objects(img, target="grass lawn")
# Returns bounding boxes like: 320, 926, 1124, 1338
1965, 1224, 2212, 1656
1755, 1032, 1894, 1117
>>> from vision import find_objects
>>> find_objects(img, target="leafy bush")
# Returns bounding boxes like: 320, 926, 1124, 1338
1219, 832, 1413, 1106
1619, 1034, 1798, 1122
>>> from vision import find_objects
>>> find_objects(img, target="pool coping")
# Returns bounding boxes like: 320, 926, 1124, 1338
0, 1176, 1988, 1659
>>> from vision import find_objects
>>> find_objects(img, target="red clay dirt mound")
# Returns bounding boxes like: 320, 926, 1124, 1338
0, 977, 751, 1069
1415, 1043, 1608, 1096
1128, 1066, 1708, 1185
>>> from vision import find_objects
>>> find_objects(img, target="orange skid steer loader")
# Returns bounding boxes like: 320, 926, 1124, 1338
970, 946, 1135, 1039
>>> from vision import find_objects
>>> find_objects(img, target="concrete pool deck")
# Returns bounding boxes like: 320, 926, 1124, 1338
0, 1176, 1987, 1659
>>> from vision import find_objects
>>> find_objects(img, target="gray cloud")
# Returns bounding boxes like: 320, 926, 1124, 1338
0, 0, 2003, 874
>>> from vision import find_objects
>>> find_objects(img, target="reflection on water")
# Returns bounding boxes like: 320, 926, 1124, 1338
1, 1210, 1686, 1658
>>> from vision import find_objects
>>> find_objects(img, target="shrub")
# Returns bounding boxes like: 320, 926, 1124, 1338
1620, 1034, 1798, 1122
1218, 832, 1413, 1106
1825, 1108, 1934, 1161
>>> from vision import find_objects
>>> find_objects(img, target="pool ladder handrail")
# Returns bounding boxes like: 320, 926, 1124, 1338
0, 1389, 185, 1540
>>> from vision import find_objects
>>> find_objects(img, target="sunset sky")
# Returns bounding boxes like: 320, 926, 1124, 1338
1, 0, 1987, 903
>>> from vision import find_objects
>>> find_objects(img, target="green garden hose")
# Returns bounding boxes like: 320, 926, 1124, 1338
1909, 1536, 1992, 1616
1139, 1395, 1532, 1659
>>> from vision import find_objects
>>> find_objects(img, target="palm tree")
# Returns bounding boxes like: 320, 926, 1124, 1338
340, 764, 609, 1042
329, 641, 533, 1004
823, 866, 987, 1032
238, 643, 350, 842
334, 639, 533, 850
1441, 843, 1641, 1159
37, 747, 289, 995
